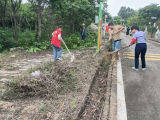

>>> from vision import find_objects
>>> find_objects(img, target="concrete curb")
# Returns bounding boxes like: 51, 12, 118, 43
117, 58, 127, 120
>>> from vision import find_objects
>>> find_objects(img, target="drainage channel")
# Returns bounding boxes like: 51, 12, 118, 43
76, 55, 112, 120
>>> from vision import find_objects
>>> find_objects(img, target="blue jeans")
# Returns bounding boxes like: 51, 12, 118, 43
112, 40, 121, 51
135, 43, 147, 69
52, 45, 63, 61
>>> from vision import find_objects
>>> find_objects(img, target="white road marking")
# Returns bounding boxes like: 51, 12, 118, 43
117, 58, 127, 120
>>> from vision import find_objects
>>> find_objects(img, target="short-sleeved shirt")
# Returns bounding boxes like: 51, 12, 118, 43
133, 31, 146, 44
110, 25, 123, 41
51, 29, 61, 48
82, 27, 86, 35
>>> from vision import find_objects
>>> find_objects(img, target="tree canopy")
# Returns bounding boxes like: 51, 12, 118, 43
1, 0, 109, 52
118, 6, 136, 19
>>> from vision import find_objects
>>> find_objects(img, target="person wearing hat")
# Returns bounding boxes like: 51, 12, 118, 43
51, 25, 63, 62
129, 25, 147, 71
81, 23, 86, 40
108, 22, 124, 51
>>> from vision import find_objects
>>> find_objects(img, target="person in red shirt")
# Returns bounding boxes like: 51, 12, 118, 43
106, 25, 109, 33
51, 25, 63, 62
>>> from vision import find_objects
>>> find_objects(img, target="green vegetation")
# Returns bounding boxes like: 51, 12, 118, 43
0, 0, 105, 52
0, 64, 3, 68
116, 4, 160, 37
6, 65, 15, 70
40, 104, 46, 112
70, 98, 77, 109
0, 28, 17, 51
118, 6, 136, 19
7, 79, 20, 88
1, 1, 160, 53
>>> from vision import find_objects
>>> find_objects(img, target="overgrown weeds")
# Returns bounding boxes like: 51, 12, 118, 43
2, 62, 79, 100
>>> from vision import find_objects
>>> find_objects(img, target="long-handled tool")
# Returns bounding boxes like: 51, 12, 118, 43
103, 45, 130, 60
104, 45, 130, 55
114, 45, 130, 60
115, 45, 130, 52
61, 39, 75, 62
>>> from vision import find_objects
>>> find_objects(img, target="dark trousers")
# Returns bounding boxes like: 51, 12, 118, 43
135, 43, 147, 69
82, 34, 86, 40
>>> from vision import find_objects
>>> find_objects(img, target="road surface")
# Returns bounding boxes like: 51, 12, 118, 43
121, 35, 160, 120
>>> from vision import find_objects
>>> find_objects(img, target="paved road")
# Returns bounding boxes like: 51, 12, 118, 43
121, 35, 160, 120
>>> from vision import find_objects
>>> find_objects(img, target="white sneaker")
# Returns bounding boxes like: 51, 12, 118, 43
132, 67, 138, 71
142, 68, 146, 71
57, 58, 62, 61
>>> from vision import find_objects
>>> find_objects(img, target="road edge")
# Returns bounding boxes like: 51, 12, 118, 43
117, 58, 127, 120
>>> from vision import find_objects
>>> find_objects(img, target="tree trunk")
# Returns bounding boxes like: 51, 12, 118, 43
26, 18, 31, 30
37, 6, 42, 42
10, 0, 22, 40
1, 0, 7, 28
13, 16, 18, 41
37, 12, 42, 42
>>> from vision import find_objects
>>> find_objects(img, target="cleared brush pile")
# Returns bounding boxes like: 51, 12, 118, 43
1, 40, 113, 119
2, 62, 79, 100
1, 49, 106, 119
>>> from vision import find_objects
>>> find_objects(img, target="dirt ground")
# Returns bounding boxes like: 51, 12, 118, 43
0, 49, 105, 120
0, 36, 119, 120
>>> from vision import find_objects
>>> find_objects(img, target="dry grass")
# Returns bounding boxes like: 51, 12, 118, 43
2, 62, 79, 100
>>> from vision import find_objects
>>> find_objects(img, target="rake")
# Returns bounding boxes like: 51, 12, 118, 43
61, 39, 75, 62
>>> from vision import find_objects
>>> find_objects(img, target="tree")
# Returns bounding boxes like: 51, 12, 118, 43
28, 0, 49, 42
50, 0, 95, 34
0, 0, 101, 51
113, 16, 123, 25
126, 4, 160, 28
19, 3, 36, 31
139, 4, 160, 25
10, 0, 22, 40
118, 6, 136, 19
0, 0, 8, 28
126, 13, 140, 26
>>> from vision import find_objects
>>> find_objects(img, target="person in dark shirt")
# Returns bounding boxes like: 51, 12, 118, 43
126, 27, 130, 35
81, 23, 86, 40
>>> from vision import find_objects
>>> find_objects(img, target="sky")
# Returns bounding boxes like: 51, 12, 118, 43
107, 0, 160, 16
22, 0, 27, 3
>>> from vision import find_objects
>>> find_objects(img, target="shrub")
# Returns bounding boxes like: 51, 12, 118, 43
148, 26, 157, 38
0, 27, 97, 53
18, 29, 36, 47
147, 26, 157, 34
64, 31, 97, 50
0, 28, 17, 52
